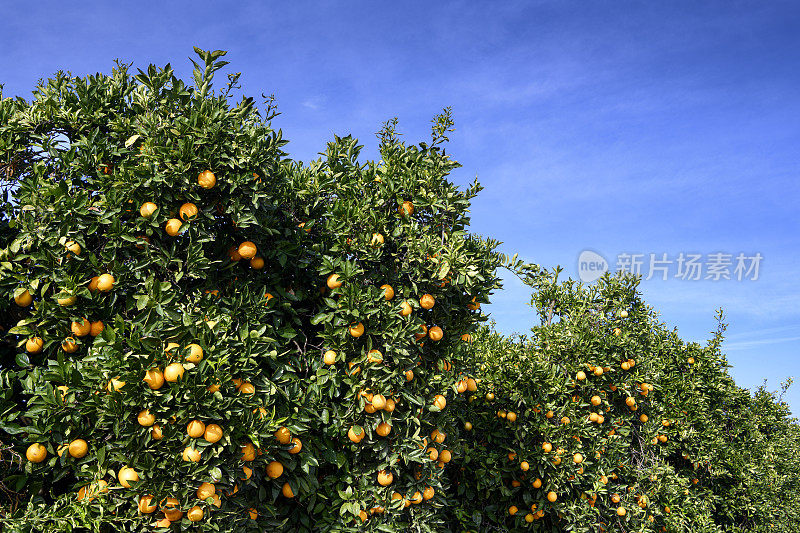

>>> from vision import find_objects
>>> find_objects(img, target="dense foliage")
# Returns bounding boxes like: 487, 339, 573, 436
1, 50, 798, 532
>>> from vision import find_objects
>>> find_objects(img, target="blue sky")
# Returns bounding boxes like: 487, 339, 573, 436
2, 1, 799, 413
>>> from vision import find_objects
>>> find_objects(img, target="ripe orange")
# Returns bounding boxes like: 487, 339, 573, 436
57, 293, 76, 306
198, 170, 216, 189
326, 273, 342, 289
184, 343, 203, 363
532, 478, 542, 488
150, 424, 163, 440
405, 370, 414, 382
428, 326, 443, 341
275, 426, 292, 444
520, 460, 529, 471
507, 411, 517, 422
96, 273, 115, 292
398, 200, 414, 216
617, 507, 626, 516
137, 409, 155, 427
591, 395, 602, 406
266, 461, 283, 479
423, 486, 435, 500
164, 363, 185, 382
238, 241, 257, 259
204, 423, 223, 443
323, 350, 336, 365
371, 394, 387, 410
239, 382, 255, 394
71, 318, 91, 337
547, 491, 557, 503
118, 466, 139, 488
192, 483, 215, 503
165, 218, 182, 236
380, 284, 394, 300
464, 422, 473, 431
370, 233, 384, 246
282, 482, 295, 498
250, 256, 264, 269
542, 442, 553, 453
179, 202, 198, 220
187, 420, 206, 438
286, 437, 302, 455
69, 439, 88, 458
349, 322, 365, 337
187, 505, 203, 522
376, 422, 392, 437
348, 426, 365, 443
139, 202, 157, 218
138, 494, 157, 513
509, 505, 518, 515
420, 294, 435, 309
573, 453, 583, 464
377, 470, 394, 486
182, 446, 201, 462
89, 321, 104, 336
367, 349, 383, 363
61, 337, 78, 353
433, 394, 446, 410
26, 443, 47, 463
143, 368, 164, 390
399, 300, 413, 316
14, 290, 33, 307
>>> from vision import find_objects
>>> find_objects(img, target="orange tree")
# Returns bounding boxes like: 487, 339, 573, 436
0, 49, 502, 532
445, 268, 800, 532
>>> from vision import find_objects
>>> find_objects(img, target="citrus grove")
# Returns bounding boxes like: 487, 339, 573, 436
1, 50, 798, 532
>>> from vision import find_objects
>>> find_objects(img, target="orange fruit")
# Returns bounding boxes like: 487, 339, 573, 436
371, 394, 387, 410
241, 442, 256, 461
14, 290, 33, 307
405, 370, 414, 381
179, 202, 198, 220
428, 326, 443, 341
139, 202, 157, 218
238, 241, 257, 260
288, 437, 302, 454
348, 322, 364, 337
68, 439, 88, 458
591, 395, 602, 406
61, 337, 78, 353
250, 256, 264, 269
380, 284, 394, 300
165, 218, 182, 236
198, 170, 216, 189
348, 426, 365, 443
138, 494, 157, 513
266, 461, 283, 479
377, 470, 394, 486
398, 200, 414, 216
57, 293, 76, 306
26, 443, 47, 463
137, 409, 155, 427
323, 350, 336, 365
282, 482, 295, 498
367, 349, 383, 363
440, 450, 452, 463
399, 301, 412, 316
617, 507, 626, 516
143, 368, 164, 390
239, 382, 255, 394
164, 363, 185, 382
423, 486, 435, 500
184, 343, 203, 363
187, 420, 206, 438
197, 482, 216, 500
532, 478, 542, 489
71, 318, 91, 337
187, 505, 203, 522
150, 424, 163, 440
275, 426, 292, 444
433, 394, 446, 410
419, 294, 435, 309
376, 422, 391, 437
542, 442, 553, 453
204, 423, 223, 443
547, 491, 557, 503
96, 273, 115, 292
89, 321, 104, 336
507, 411, 517, 422
509, 505, 518, 515
118, 466, 139, 488
182, 446, 201, 462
